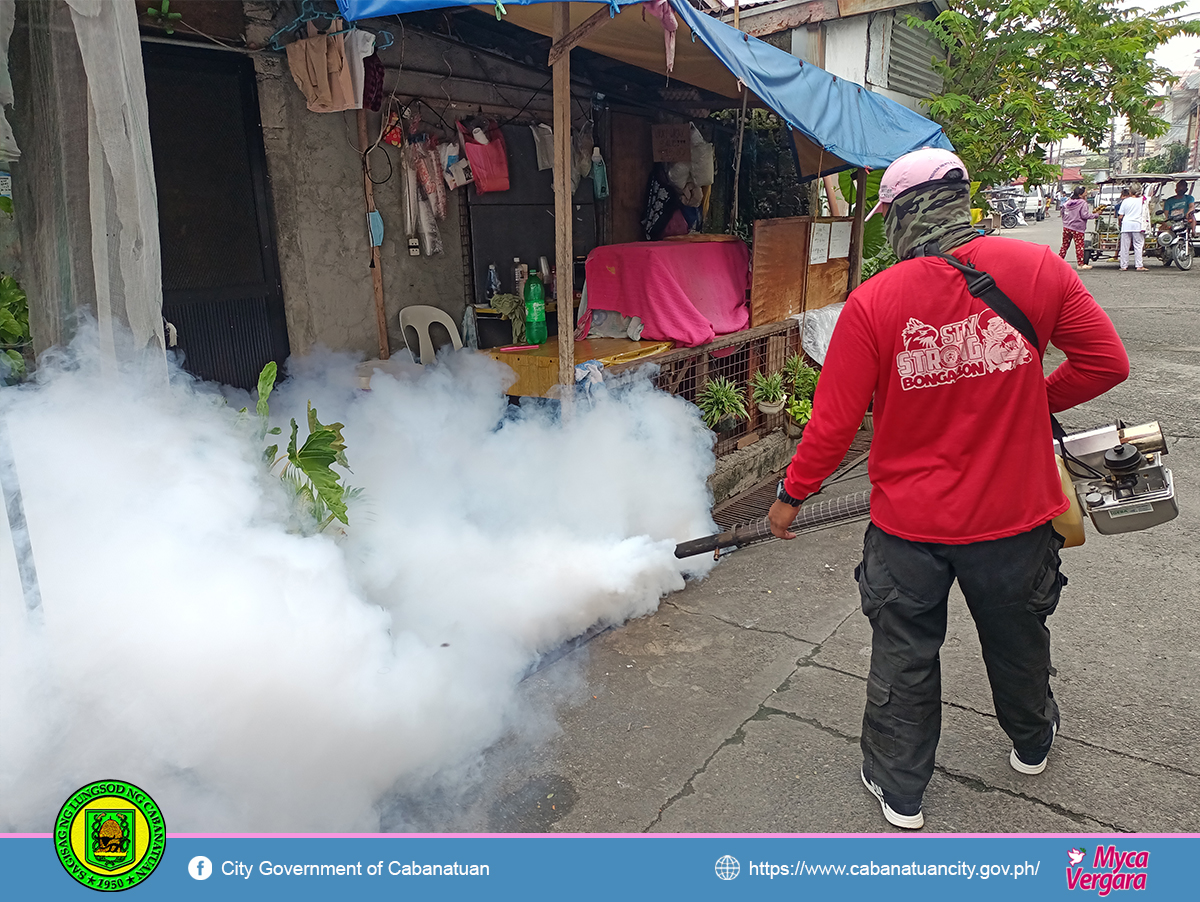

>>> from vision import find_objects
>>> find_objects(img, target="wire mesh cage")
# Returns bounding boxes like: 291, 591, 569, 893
611, 319, 806, 456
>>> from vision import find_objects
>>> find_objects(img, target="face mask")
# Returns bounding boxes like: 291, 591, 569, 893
884, 180, 978, 260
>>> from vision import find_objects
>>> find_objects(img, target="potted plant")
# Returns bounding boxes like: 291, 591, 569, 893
750, 370, 786, 416
696, 375, 749, 433
784, 396, 813, 439
782, 352, 819, 402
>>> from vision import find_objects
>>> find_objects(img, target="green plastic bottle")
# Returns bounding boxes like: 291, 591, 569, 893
524, 269, 547, 345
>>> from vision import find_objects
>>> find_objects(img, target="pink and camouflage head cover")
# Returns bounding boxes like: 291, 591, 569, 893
866, 148, 969, 222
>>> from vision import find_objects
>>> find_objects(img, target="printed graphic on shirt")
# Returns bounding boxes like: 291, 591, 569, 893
896, 313, 1032, 390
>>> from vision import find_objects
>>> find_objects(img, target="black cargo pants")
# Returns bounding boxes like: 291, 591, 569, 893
855, 520, 1065, 808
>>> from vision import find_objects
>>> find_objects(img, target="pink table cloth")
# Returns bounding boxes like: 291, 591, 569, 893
585, 239, 750, 347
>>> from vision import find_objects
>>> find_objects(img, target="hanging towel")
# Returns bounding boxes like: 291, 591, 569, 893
344, 29, 376, 110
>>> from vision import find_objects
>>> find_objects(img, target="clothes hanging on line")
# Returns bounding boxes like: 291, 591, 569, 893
285, 20, 355, 113
344, 29, 375, 110
362, 52, 384, 112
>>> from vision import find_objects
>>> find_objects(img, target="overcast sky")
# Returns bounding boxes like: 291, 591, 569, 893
1147, 1, 1200, 73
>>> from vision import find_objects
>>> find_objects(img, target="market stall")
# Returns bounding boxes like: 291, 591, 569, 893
336, 0, 954, 411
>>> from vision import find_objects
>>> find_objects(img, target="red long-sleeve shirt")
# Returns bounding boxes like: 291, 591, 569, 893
783, 235, 1129, 544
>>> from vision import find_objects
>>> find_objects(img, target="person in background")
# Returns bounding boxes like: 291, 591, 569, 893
1163, 179, 1196, 231
1059, 186, 1098, 270
767, 147, 1128, 830
1116, 186, 1147, 271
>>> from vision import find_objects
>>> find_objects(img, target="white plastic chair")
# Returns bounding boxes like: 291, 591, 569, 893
399, 305, 463, 365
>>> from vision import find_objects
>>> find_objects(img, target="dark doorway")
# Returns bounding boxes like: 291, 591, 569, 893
143, 43, 288, 389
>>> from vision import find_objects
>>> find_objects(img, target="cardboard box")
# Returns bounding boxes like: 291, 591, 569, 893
651, 124, 691, 163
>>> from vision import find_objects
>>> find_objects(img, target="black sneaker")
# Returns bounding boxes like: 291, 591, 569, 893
860, 767, 924, 829
1010, 710, 1060, 775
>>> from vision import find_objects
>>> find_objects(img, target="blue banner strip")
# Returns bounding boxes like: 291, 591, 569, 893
3, 835, 1196, 900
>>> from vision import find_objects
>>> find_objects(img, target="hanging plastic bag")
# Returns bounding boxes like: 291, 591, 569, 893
409, 135, 446, 220
574, 120, 593, 180
457, 120, 510, 194
531, 123, 554, 171
666, 159, 691, 192
382, 110, 405, 147
417, 195, 443, 256
440, 141, 473, 190
690, 123, 714, 187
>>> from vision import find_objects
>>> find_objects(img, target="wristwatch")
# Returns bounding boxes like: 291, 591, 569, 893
776, 480, 803, 507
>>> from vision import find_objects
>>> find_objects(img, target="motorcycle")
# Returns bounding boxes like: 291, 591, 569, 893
985, 189, 1027, 230
1155, 220, 1194, 270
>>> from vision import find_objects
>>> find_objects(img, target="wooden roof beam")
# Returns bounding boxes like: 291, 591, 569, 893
547, 6, 612, 68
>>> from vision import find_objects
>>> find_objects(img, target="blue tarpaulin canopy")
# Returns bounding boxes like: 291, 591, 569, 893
336, 0, 952, 177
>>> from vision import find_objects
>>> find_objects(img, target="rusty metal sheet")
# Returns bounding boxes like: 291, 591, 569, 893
741, 0, 840, 38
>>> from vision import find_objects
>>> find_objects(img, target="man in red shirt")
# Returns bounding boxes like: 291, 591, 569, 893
768, 149, 1128, 829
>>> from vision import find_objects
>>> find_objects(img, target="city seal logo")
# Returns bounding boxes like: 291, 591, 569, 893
54, 780, 165, 891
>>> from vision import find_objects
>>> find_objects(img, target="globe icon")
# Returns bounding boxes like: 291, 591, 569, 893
715, 855, 740, 880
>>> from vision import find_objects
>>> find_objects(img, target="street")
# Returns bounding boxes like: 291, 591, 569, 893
476, 213, 1200, 834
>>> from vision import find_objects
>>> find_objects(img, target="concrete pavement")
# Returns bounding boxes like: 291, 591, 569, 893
475, 213, 1200, 834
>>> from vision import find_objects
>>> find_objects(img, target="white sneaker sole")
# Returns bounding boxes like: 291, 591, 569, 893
861, 768, 924, 829
1010, 721, 1058, 775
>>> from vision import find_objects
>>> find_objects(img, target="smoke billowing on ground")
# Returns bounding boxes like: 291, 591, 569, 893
0, 329, 716, 831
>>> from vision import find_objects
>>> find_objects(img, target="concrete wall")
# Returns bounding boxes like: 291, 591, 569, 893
250, 50, 465, 360
243, 3, 562, 360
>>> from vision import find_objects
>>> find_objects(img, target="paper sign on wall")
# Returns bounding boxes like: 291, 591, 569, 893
809, 221, 831, 265
829, 221, 852, 259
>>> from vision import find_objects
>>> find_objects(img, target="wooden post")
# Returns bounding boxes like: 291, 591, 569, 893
553, 3, 575, 391
358, 109, 390, 360
847, 167, 868, 291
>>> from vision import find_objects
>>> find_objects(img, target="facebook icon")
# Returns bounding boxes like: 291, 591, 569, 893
188, 856, 213, 880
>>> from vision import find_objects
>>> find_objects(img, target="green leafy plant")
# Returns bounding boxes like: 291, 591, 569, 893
750, 370, 786, 405
0, 274, 30, 382
838, 169, 886, 260
782, 353, 820, 401
862, 244, 899, 281
785, 396, 813, 426
1139, 141, 1189, 174
696, 375, 749, 429
254, 362, 356, 532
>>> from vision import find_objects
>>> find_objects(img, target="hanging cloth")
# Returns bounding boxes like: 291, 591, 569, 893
285, 21, 355, 113
362, 52, 384, 112
344, 29, 375, 110
643, 1, 678, 74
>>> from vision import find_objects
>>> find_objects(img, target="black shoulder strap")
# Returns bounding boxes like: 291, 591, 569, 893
913, 241, 1068, 444
913, 240, 1041, 354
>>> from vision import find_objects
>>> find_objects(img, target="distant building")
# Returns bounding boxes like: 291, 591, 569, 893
721, 0, 947, 113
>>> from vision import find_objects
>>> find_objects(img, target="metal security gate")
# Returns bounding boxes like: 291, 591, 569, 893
143, 43, 288, 389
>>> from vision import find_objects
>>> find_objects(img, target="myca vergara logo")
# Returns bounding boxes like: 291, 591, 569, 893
1065, 845, 1149, 895
54, 780, 166, 892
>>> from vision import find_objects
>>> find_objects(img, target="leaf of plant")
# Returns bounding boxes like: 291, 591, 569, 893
256, 361, 277, 419
287, 425, 349, 524
0, 307, 19, 343
307, 402, 349, 469
865, 215, 888, 260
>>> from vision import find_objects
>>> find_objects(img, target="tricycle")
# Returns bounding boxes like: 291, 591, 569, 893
1083, 173, 1200, 268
